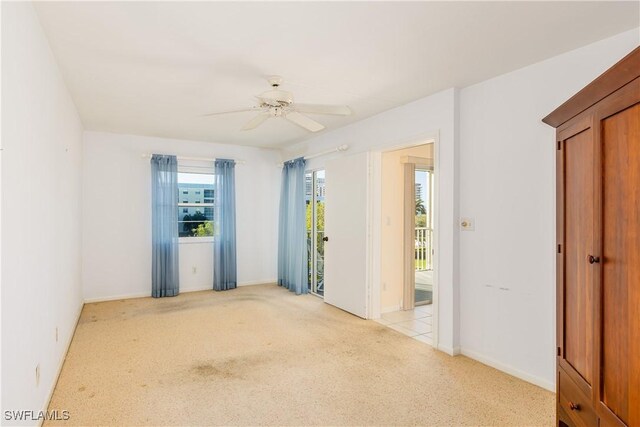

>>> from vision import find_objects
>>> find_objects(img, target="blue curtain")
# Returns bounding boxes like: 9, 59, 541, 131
213, 159, 237, 291
151, 154, 180, 298
278, 157, 308, 295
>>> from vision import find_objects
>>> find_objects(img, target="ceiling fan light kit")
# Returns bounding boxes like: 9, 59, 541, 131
204, 76, 353, 133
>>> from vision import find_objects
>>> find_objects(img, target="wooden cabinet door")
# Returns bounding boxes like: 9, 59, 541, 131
557, 115, 597, 397
595, 81, 640, 427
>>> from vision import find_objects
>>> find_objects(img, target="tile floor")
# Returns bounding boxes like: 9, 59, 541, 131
374, 304, 433, 345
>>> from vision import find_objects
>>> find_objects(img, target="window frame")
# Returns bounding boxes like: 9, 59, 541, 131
177, 167, 215, 243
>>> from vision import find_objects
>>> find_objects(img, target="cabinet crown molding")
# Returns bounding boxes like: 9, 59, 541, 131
543, 46, 640, 128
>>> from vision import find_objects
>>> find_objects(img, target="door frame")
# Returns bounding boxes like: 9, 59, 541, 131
402, 161, 416, 310
403, 162, 435, 310
369, 133, 440, 349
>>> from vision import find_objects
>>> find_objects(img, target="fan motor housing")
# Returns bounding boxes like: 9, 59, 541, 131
260, 89, 293, 105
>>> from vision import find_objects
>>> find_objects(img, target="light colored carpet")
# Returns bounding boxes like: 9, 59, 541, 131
47, 284, 554, 426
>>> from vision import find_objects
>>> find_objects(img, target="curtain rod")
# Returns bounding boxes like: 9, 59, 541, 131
304, 144, 349, 160
279, 144, 349, 166
141, 154, 246, 164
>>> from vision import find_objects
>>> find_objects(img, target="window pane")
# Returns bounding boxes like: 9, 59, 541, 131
178, 172, 215, 237
178, 205, 214, 237
178, 221, 214, 237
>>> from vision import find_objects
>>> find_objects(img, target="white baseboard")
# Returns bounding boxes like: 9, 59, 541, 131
238, 280, 276, 287
84, 281, 277, 303
460, 347, 555, 392
84, 291, 151, 303
437, 344, 461, 356
40, 300, 84, 426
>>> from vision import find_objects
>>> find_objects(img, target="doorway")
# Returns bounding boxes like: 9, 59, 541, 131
377, 142, 436, 345
305, 169, 325, 296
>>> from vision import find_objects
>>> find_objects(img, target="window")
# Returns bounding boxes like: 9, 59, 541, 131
177, 172, 215, 238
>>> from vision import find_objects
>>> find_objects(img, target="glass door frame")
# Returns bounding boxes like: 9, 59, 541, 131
414, 166, 434, 307
306, 168, 325, 297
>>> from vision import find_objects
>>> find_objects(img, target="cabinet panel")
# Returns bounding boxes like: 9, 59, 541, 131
562, 126, 595, 386
601, 102, 640, 426
558, 367, 598, 427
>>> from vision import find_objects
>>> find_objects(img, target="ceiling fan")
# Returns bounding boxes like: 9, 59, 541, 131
203, 76, 352, 132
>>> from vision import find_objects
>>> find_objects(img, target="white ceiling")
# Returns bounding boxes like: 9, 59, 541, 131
34, 1, 639, 149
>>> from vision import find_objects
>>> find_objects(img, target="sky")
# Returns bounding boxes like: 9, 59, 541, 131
416, 170, 429, 203
178, 172, 215, 185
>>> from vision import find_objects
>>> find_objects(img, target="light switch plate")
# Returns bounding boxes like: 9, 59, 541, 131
460, 217, 475, 231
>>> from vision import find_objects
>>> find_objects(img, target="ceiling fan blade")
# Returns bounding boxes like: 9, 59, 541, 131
285, 111, 325, 132
202, 107, 259, 117
293, 103, 352, 116
242, 112, 270, 130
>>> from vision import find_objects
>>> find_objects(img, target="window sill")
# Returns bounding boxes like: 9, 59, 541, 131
179, 237, 214, 244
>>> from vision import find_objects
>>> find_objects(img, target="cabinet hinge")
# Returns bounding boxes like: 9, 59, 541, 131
557, 347, 561, 356
557, 244, 562, 254
557, 141, 562, 150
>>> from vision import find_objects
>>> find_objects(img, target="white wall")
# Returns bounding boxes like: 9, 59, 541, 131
178, 242, 214, 293
82, 131, 280, 301
458, 28, 639, 391
1, 2, 84, 423
283, 88, 460, 355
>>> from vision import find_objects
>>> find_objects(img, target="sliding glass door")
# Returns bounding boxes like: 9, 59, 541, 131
305, 170, 325, 296
415, 168, 434, 305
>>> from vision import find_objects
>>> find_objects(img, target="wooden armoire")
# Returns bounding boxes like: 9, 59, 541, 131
543, 47, 640, 427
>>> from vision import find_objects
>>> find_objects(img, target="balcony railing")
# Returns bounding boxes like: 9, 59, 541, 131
415, 227, 433, 271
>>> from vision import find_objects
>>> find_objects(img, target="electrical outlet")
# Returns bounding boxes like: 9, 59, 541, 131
192, 266, 197, 274
35, 364, 40, 387
55, 327, 58, 343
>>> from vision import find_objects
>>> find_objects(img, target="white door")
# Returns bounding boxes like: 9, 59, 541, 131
324, 152, 370, 318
